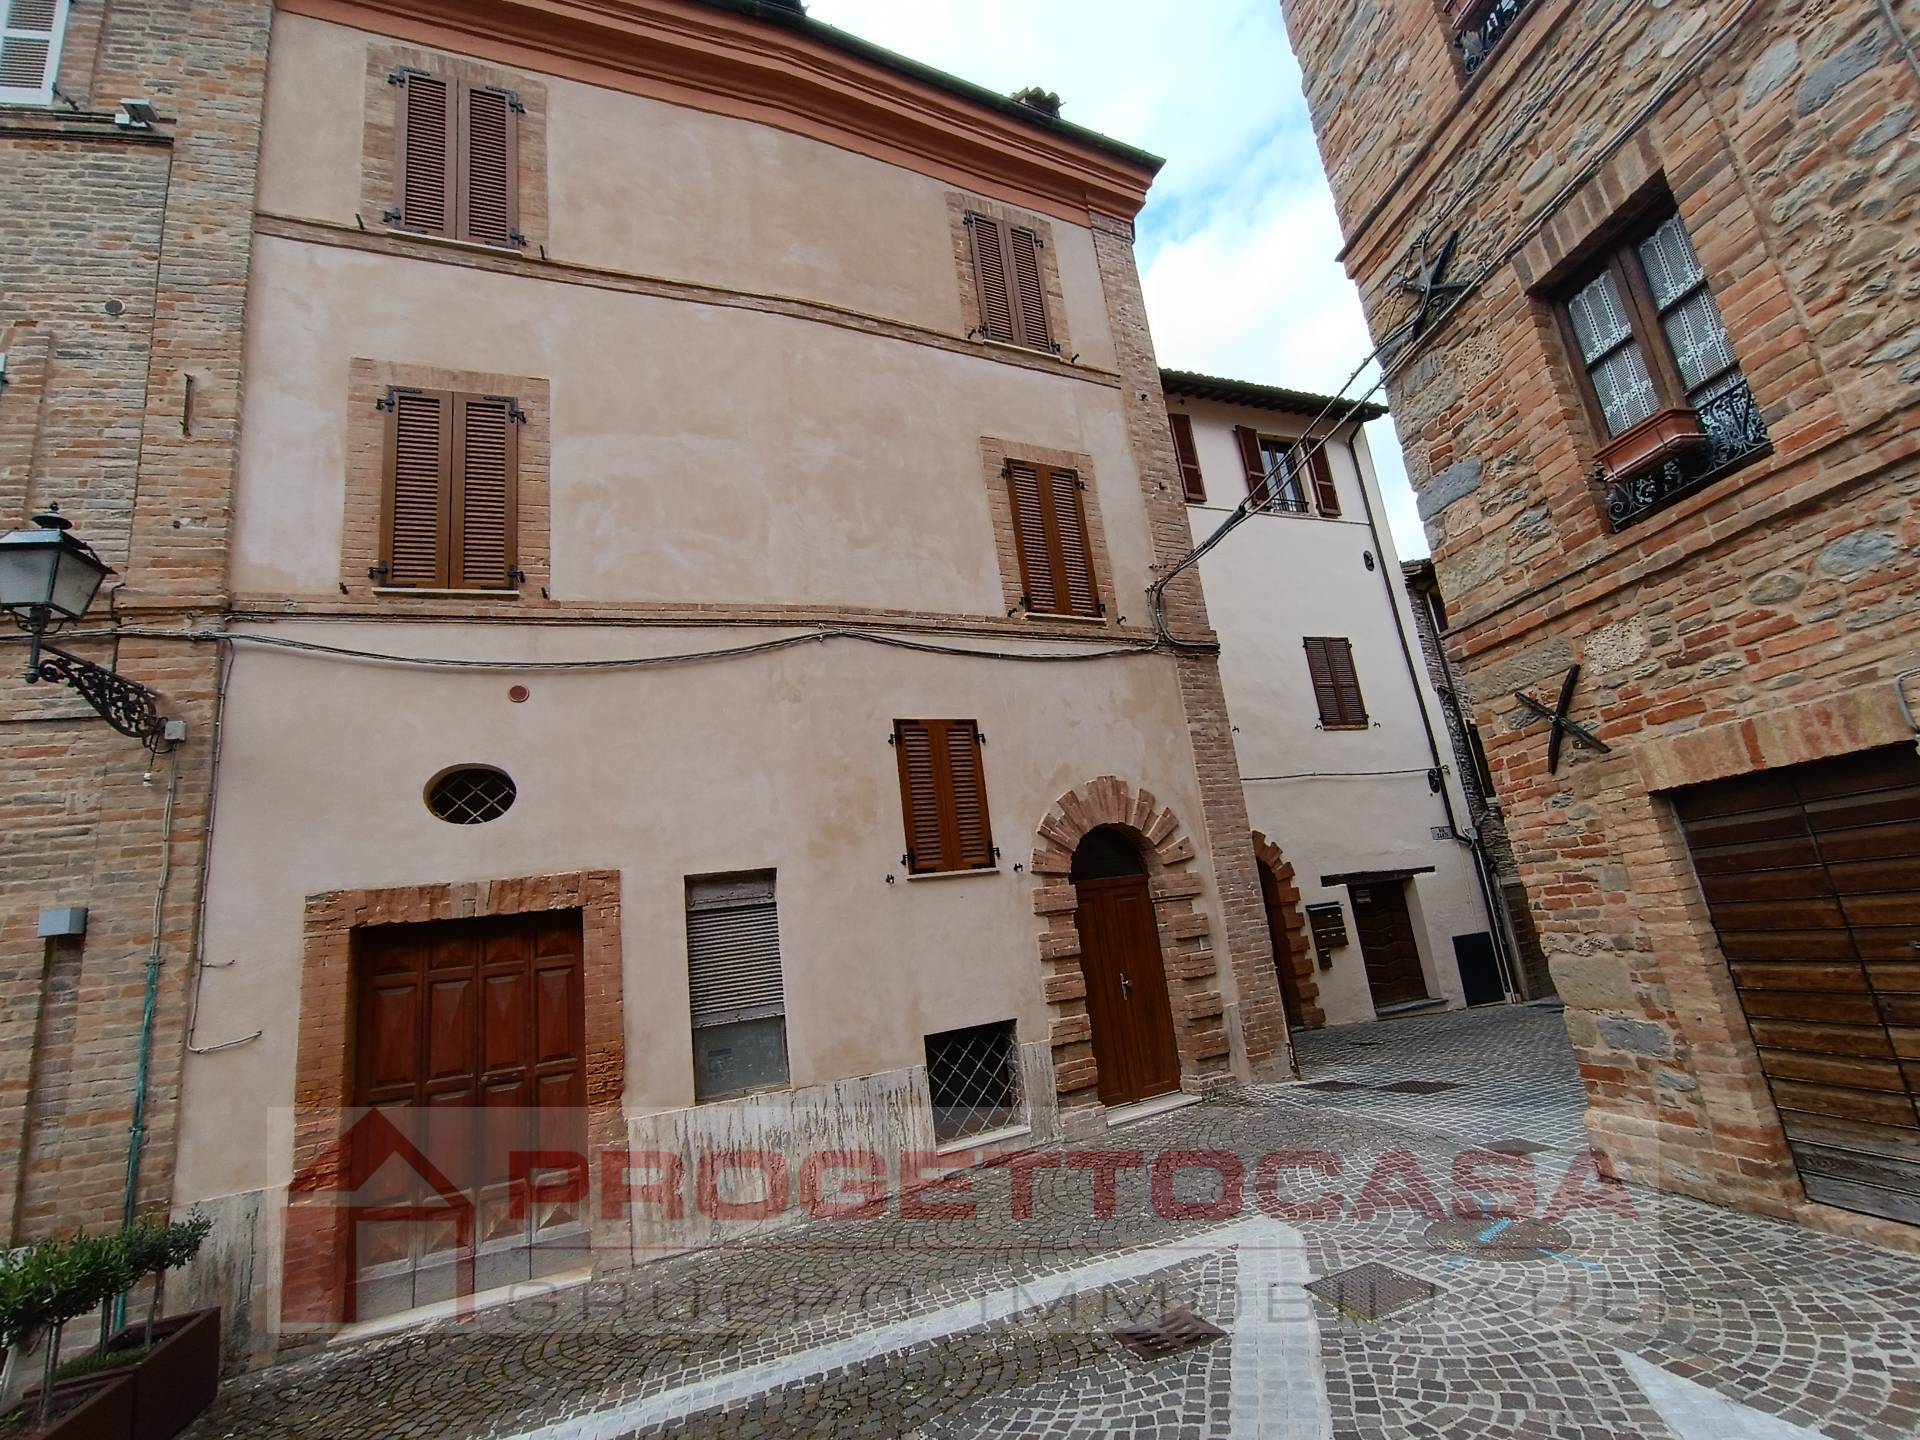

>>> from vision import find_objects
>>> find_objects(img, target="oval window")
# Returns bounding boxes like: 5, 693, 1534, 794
425, 766, 517, 825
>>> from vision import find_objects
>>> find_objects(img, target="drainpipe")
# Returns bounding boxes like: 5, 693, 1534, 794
1341, 431, 1519, 1000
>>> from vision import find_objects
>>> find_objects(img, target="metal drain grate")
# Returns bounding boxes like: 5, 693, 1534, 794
1425, 1217, 1574, 1260
1305, 1263, 1438, 1322
1376, 1079, 1462, 1094
1301, 1079, 1371, 1092
1111, 1308, 1227, 1361
1482, 1137, 1549, 1155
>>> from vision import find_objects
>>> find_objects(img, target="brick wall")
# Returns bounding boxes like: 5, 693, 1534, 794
1284, 0, 1920, 1234
0, 0, 272, 1243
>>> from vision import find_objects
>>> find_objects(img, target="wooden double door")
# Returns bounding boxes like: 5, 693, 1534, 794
1074, 873, 1182, 1106
1675, 745, 1920, 1227
351, 912, 589, 1320
1351, 879, 1430, 1009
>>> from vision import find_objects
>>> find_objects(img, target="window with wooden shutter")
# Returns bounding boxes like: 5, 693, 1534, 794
391, 69, 522, 248
894, 719, 995, 874
1005, 460, 1100, 618
965, 214, 1056, 353
1304, 637, 1369, 728
1169, 412, 1206, 502
1233, 426, 1309, 513
686, 872, 788, 1101
379, 387, 521, 590
0, 0, 68, 106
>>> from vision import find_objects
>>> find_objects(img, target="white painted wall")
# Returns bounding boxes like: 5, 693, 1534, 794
1172, 394, 1495, 1026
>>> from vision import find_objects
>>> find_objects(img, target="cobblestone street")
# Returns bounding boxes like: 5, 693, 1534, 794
188, 1005, 1920, 1439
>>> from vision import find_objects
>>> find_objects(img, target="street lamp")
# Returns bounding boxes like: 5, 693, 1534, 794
1, 508, 176, 748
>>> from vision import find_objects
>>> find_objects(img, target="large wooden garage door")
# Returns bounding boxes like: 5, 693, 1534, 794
1675, 744, 1920, 1226
352, 911, 588, 1320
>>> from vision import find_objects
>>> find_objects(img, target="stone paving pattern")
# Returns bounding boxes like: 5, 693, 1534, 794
187, 1006, 1920, 1438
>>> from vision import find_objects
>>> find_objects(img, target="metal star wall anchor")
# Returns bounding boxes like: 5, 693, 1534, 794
1378, 229, 1471, 359
1514, 664, 1612, 774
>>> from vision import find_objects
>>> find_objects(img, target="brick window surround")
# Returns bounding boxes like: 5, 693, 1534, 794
1250, 832, 1324, 1030
1029, 778, 1231, 1121
978, 437, 1115, 623
362, 43, 550, 253
282, 870, 625, 1329
342, 359, 552, 603
946, 193, 1071, 357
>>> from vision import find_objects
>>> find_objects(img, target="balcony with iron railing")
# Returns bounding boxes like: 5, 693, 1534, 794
1445, 0, 1539, 77
1602, 378, 1771, 530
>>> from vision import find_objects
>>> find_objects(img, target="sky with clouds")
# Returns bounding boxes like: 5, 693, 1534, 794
805, 0, 1426, 558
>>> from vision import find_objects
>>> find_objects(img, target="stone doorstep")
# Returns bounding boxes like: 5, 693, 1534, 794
1371, 997, 1452, 1019
1103, 1090, 1205, 1131
325, 1266, 593, 1349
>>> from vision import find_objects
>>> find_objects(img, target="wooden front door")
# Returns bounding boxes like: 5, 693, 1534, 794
1675, 744, 1920, 1227
1259, 862, 1305, 1029
351, 911, 588, 1320
1074, 874, 1182, 1106
1350, 880, 1429, 1009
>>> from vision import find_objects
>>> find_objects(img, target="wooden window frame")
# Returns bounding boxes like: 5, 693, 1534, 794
389, 66, 525, 250
1550, 204, 1746, 481
893, 718, 996, 875
376, 386, 523, 592
1005, 459, 1103, 619
1304, 637, 1369, 730
1169, 412, 1206, 502
0, 0, 69, 107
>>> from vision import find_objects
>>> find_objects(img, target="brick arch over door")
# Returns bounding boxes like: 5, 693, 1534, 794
1251, 832, 1324, 1031
1031, 777, 1231, 1104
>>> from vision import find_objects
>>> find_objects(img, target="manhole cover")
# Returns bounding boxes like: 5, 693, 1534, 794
1301, 1079, 1370, 1092
1112, 1308, 1226, 1361
1425, 1217, 1574, 1260
1376, 1080, 1461, 1094
1305, 1263, 1437, 1322
1482, 1137, 1549, 1155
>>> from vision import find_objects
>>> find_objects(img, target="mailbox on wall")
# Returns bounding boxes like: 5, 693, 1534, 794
1304, 902, 1348, 967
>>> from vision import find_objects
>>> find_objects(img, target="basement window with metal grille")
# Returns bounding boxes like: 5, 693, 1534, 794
924, 1019, 1022, 1146
425, 765, 517, 824
687, 872, 788, 1102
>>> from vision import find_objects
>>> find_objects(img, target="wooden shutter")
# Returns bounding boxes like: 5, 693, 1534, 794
382, 388, 453, 587
967, 215, 1015, 344
1007, 226, 1054, 351
1007, 462, 1100, 618
1233, 425, 1268, 505
1169, 412, 1206, 502
894, 720, 994, 873
685, 874, 784, 1027
944, 722, 994, 870
1006, 461, 1058, 613
0, 0, 64, 103
1305, 637, 1367, 727
1306, 444, 1340, 515
451, 394, 519, 589
458, 84, 520, 247
393, 70, 457, 237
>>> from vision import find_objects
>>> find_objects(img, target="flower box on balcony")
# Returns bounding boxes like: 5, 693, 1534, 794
1595, 405, 1707, 482
1441, 0, 1491, 24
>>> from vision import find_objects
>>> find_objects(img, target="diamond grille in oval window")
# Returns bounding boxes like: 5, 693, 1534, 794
426, 766, 517, 824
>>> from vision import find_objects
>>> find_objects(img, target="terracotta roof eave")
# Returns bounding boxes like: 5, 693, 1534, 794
1159, 367, 1388, 423
697, 0, 1165, 175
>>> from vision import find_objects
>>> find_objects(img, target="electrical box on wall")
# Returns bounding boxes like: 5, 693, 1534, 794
37, 907, 87, 938
1304, 902, 1347, 966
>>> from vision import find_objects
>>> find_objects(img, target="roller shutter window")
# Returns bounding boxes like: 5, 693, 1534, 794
1169, 412, 1206, 503
0, 0, 68, 107
1006, 460, 1101, 619
392, 68, 521, 248
379, 388, 521, 590
686, 873, 789, 1101
894, 719, 995, 874
1304, 636, 1368, 728
966, 214, 1056, 353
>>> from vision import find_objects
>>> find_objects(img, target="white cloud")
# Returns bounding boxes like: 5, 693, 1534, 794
803, 0, 1426, 557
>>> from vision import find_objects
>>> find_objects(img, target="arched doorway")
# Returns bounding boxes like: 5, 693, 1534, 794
1071, 826, 1181, 1106
1259, 861, 1306, 1030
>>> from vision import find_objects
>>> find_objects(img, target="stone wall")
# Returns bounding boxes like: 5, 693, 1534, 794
0, 0, 272, 1243
1284, 0, 1920, 1238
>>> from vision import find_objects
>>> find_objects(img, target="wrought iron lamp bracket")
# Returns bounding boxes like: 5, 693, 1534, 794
18, 619, 172, 749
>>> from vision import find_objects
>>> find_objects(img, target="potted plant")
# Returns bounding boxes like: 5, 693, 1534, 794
106, 1214, 218, 1440
2, 1233, 137, 1440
